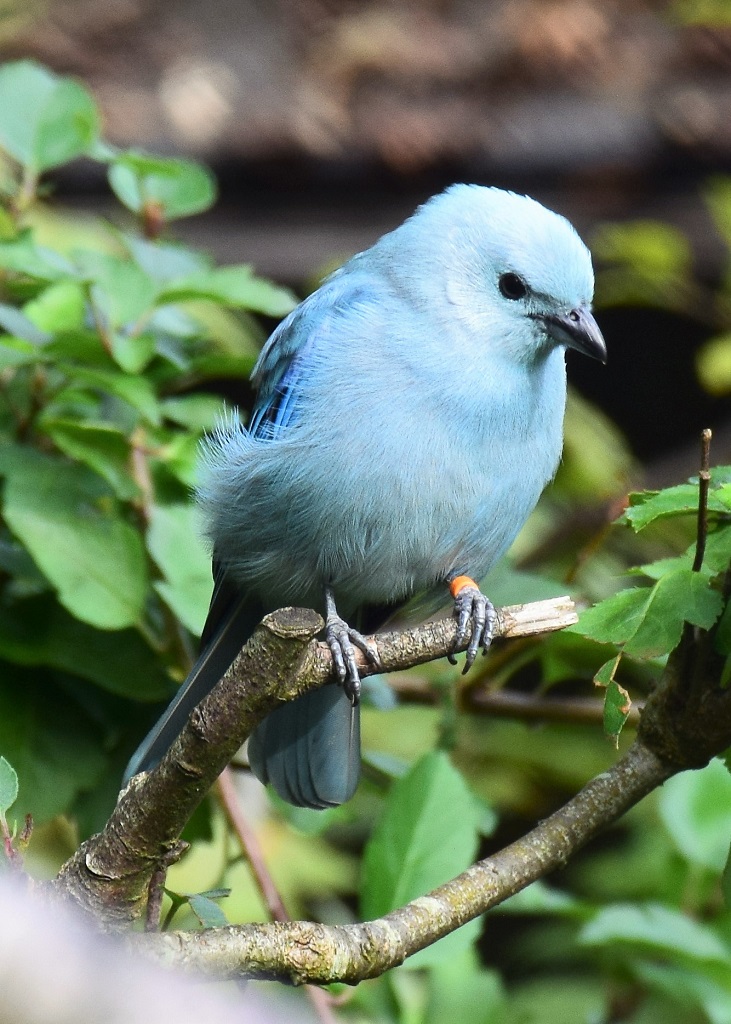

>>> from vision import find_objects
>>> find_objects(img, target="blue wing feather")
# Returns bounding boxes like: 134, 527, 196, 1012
249, 274, 373, 439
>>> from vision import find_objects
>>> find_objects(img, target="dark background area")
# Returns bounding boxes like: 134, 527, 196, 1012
6, 0, 731, 475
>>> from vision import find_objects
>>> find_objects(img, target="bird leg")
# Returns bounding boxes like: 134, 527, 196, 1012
447, 574, 497, 673
324, 585, 381, 704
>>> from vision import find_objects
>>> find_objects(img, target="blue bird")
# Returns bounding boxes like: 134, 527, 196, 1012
124, 184, 606, 807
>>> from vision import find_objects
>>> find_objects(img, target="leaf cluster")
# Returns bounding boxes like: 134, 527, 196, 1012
0, 60, 296, 830
573, 468, 731, 736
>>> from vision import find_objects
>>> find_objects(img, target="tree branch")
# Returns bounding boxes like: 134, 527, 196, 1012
51, 597, 577, 926
389, 678, 644, 726
136, 740, 671, 984
48, 580, 731, 987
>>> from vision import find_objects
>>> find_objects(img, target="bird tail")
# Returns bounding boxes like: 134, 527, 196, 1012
123, 594, 263, 784
248, 686, 361, 809
124, 589, 362, 809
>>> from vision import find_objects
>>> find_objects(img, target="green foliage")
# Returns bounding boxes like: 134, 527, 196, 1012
673, 0, 731, 26
0, 755, 18, 820
361, 750, 485, 967
592, 220, 693, 310
658, 761, 731, 872
0, 61, 99, 178
575, 567, 722, 658
571, 468, 731, 744
108, 152, 217, 222
0, 61, 296, 829
162, 887, 231, 930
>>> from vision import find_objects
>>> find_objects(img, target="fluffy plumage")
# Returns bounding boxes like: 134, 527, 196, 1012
124, 184, 606, 807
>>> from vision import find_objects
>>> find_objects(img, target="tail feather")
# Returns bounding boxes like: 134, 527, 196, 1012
123, 595, 262, 783
248, 686, 361, 809
125, 561, 363, 808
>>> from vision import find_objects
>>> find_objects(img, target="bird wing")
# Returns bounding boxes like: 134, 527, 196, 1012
248, 273, 378, 438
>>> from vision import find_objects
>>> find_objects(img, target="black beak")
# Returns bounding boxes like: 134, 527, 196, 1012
537, 306, 607, 364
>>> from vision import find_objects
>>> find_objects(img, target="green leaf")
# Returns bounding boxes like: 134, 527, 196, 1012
560, 388, 636, 501
637, 525, 731, 582
0, 60, 99, 172
0, 755, 18, 817
697, 333, 731, 396
623, 477, 730, 531
44, 329, 114, 368
110, 331, 156, 374
39, 418, 139, 500
160, 394, 225, 432
573, 569, 724, 659
186, 892, 230, 929
0, 595, 173, 700
155, 431, 202, 488
0, 336, 37, 369
425, 949, 505, 1024
147, 504, 212, 635
75, 250, 157, 330
0, 668, 106, 824
187, 351, 258, 381
361, 750, 482, 969
658, 759, 731, 872
23, 280, 86, 332
0, 447, 148, 629
497, 879, 586, 917
0, 231, 75, 281
123, 235, 210, 283
0, 302, 51, 344
571, 587, 652, 647
69, 366, 160, 425
108, 152, 217, 220
633, 961, 731, 1024
580, 903, 730, 966
624, 570, 723, 658
593, 219, 692, 280
157, 266, 297, 317
0, 207, 15, 239
603, 678, 631, 745
593, 220, 693, 309
723, 843, 731, 908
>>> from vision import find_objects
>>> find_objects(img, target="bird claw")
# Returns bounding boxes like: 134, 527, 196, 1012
451, 584, 496, 673
325, 615, 381, 704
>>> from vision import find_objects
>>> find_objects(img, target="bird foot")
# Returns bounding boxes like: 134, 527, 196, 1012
448, 575, 496, 673
324, 587, 381, 704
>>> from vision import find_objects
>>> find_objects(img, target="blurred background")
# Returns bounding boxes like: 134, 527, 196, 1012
2, 0, 731, 474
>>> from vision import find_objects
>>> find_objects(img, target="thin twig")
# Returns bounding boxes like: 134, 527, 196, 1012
216, 769, 341, 1024
145, 843, 188, 932
389, 675, 643, 725
468, 687, 643, 725
145, 865, 168, 932
216, 769, 288, 924
692, 428, 712, 573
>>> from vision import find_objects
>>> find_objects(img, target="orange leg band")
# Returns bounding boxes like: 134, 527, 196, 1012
449, 575, 479, 599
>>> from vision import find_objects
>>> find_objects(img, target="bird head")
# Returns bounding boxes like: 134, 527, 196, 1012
392, 184, 607, 366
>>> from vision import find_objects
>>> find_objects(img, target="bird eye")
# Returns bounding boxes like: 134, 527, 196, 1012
498, 273, 528, 300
